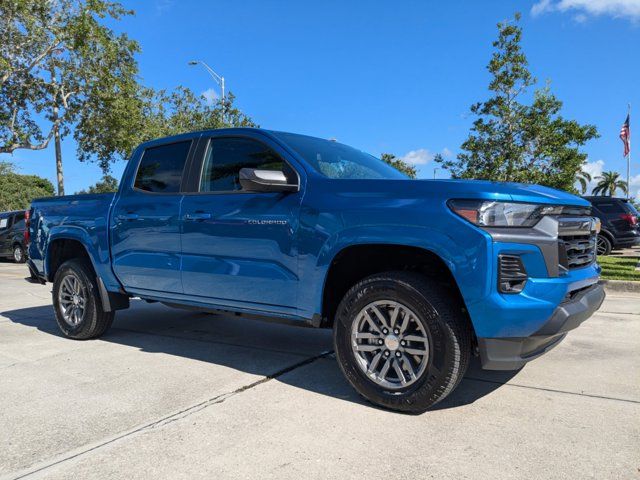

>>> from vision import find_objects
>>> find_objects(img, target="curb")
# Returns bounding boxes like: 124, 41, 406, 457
599, 279, 640, 294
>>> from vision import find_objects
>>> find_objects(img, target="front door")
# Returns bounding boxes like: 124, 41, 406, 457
180, 135, 302, 310
111, 139, 194, 294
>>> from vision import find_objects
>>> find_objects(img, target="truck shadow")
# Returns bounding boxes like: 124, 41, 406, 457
2, 301, 519, 413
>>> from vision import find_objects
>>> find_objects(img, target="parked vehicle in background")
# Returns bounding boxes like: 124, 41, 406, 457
583, 196, 640, 256
26, 128, 605, 413
0, 211, 27, 263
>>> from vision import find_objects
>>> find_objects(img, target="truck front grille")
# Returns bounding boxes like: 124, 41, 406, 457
559, 235, 596, 269
557, 217, 598, 271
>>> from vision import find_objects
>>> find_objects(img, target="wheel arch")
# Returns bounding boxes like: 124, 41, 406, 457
320, 243, 475, 338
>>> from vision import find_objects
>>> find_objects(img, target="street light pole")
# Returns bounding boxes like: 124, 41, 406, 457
433, 168, 439, 180
188, 60, 225, 101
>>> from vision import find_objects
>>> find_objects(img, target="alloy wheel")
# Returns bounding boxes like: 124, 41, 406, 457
58, 274, 86, 326
596, 236, 609, 256
350, 300, 430, 390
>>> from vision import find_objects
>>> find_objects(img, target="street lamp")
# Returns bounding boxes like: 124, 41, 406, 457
188, 60, 225, 101
433, 168, 439, 180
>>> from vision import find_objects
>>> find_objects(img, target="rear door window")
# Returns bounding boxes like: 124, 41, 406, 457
134, 141, 191, 193
0, 217, 8, 229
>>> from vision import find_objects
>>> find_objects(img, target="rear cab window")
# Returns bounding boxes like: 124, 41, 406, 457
134, 141, 192, 193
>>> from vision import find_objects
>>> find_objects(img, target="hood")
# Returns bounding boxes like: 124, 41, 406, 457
326, 178, 590, 207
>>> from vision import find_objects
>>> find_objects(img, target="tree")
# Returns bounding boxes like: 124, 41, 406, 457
0, 162, 54, 210
576, 170, 592, 194
437, 13, 598, 192
591, 171, 628, 197
381, 153, 417, 178
75, 174, 118, 194
1, 0, 141, 195
76, 87, 257, 173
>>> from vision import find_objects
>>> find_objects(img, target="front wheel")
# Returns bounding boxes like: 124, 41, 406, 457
333, 272, 471, 413
52, 259, 114, 339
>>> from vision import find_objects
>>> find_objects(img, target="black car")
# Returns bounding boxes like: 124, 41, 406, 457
584, 196, 640, 255
0, 210, 28, 263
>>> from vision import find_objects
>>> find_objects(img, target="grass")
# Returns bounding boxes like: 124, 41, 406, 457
597, 256, 640, 281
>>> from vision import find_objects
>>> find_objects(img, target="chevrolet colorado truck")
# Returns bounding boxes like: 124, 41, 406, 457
27, 128, 605, 412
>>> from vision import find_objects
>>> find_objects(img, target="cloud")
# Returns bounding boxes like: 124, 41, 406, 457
582, 159, 605, 178
441, 147, 453, 158
399, 149, 434, 165
629, 174, 640, 198
201, 88, 219, 106
155, 0, 175, 15
531, 0, 640, 21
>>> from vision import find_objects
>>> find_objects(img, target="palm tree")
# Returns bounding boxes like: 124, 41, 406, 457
576, 170, 591, 194
591, 171, 628, 196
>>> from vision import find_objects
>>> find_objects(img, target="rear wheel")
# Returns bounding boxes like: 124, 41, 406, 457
596, 234, 612, 256
13, 244, 26, 263
52, 259, 114, 339
333, 271, 471, 413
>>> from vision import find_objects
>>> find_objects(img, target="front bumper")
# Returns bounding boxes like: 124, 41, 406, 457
478, 283, 605, 370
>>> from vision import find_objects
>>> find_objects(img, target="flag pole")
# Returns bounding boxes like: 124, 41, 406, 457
627, 103, 631, 200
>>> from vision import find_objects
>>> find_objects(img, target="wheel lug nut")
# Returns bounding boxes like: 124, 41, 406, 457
394, 329, 399, 335
400, 340, 406, 346
395, 351, 401, 357
378, 339, 383, 345
382, 329, 388, 334
384, 350, 389, 356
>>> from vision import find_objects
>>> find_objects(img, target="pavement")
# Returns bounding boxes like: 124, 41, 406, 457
610, 245, 640, 258
0, 259, 639, 480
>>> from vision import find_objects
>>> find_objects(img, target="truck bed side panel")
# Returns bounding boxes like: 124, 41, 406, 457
29, 193, 121, 291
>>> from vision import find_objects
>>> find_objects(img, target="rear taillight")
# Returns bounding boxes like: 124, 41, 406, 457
620, 213, 638, 226
24, 210, 30, 245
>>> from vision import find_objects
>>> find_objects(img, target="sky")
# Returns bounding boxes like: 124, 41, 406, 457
3, 0, 640, 196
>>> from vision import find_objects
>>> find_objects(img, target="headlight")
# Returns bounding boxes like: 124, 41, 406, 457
448, 200, 563, 228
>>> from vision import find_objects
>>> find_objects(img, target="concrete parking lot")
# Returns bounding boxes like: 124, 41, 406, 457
0, 260, 638, 480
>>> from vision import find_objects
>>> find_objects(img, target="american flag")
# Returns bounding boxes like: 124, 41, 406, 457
620, 113, 630, 157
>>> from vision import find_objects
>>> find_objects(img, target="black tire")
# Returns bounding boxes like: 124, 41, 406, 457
333, 271, 471, 413
52, 258, 114, 340
12, 244, 26, 263
596, 234, 612, 256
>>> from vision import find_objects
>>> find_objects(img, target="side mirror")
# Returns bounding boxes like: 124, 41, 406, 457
239, 168, 299, 193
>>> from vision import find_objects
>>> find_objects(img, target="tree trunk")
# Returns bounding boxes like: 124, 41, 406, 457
52, 105, 64, 196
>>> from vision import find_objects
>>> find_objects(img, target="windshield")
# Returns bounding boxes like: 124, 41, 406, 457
272, 132, 408, 180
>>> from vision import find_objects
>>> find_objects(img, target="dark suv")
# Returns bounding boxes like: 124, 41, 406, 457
0, 210, 27, 263
584, 197, 640, 255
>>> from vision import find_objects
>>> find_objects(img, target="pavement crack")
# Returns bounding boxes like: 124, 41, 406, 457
465, 376, 640, 405
5, 349, 334, 480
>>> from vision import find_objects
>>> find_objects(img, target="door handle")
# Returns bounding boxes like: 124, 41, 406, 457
184, 212, 212, 221
116, 213, 139, 221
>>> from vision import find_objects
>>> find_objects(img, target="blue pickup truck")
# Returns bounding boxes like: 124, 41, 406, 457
27, 128, 605, 412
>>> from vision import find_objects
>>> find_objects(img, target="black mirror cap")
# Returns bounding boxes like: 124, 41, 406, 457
239, 168, 299, 193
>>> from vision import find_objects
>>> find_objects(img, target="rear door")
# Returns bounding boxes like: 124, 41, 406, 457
111, 139, 195, 294
180, 134, 303, 311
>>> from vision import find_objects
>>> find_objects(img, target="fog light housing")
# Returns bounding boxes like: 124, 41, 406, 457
498, 255, 528, 294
